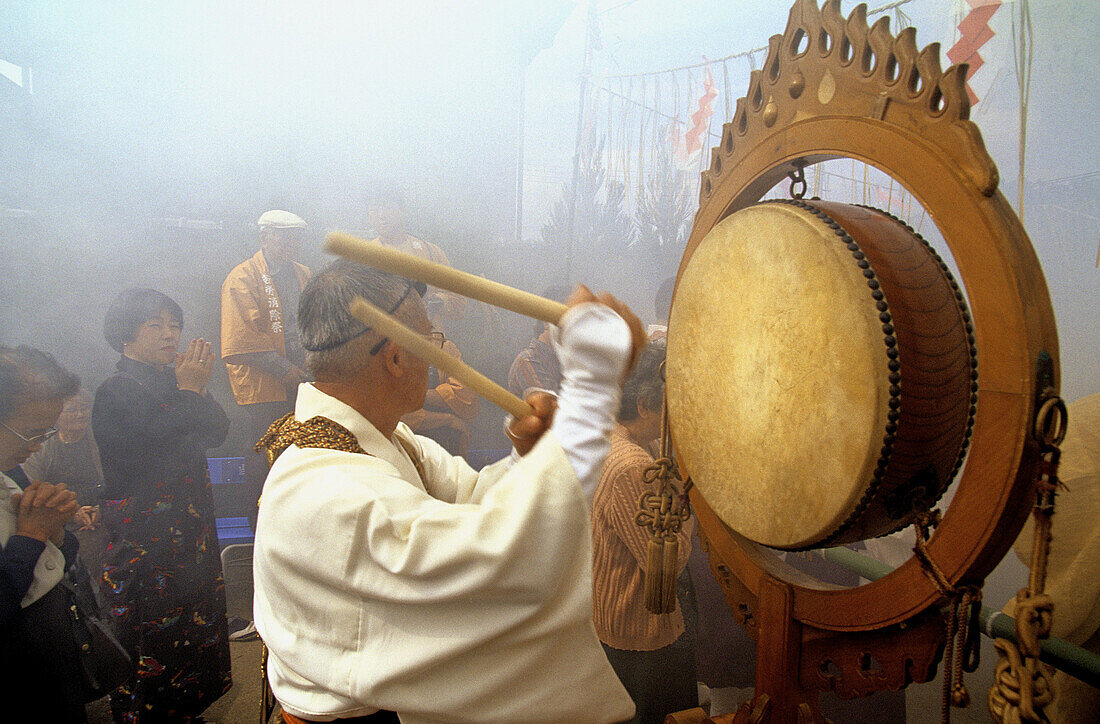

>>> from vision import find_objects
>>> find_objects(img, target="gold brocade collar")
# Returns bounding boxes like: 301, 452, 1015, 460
255, 412, 425, 485
256, 413, 365, 466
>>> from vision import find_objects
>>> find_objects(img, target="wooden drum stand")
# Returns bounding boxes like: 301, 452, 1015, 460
664, 1, 1058, 722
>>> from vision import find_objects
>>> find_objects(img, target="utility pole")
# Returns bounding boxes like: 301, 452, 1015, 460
515, 71, 525, 245
565, 0, 598, 284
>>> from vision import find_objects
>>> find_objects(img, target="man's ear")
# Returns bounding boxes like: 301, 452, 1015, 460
381, 342, 404, 378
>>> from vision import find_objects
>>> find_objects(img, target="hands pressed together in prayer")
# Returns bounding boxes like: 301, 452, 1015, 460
175, 338, 216, 395
13, 480, 78, 545
73, 505, 99, 531
505, 284, 647, 457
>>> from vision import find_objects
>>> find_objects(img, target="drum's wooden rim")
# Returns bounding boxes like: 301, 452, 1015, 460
675, 113, 1058, 631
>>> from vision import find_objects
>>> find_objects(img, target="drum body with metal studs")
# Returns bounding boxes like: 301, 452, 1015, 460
667, 199, 976, 549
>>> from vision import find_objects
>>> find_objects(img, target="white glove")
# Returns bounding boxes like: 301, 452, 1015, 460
549, 302, 632, 501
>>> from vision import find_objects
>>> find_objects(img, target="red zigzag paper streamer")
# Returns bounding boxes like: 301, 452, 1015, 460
946, 0, 1003, 105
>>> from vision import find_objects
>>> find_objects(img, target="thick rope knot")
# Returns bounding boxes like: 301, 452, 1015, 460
642, 456, 676, 486
914, 509, 943, 542
1013, 593, 1054, 659
638, 456, 690, 534
988, 389, 1064, 724
912, 509, 953, 596
636, 422, 690, 614
255, 413, 366, 464
989, 637, 1054, 723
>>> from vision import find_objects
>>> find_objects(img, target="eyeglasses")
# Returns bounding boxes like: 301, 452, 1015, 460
1, 420, 59, 445
364, 281, 442, 356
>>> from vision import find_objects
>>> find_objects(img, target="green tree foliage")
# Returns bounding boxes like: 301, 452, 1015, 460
541, 135, 635, 256
633, 127, 694, 255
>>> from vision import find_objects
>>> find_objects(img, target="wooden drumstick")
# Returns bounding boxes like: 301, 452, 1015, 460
327, 232, 568, 324
348, 296, 535, 420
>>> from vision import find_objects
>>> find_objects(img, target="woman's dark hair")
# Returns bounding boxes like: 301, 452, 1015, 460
619, 339, 665, 422
103, 288, 184, 353
0, 345, 80, 421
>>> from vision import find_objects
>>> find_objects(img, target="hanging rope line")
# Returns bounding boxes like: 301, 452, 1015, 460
1011, 0, 1034, 223
605, 44, 768, 80
596, 84, 678, 121
573, 0, 923, 247
602, 0, 914, 80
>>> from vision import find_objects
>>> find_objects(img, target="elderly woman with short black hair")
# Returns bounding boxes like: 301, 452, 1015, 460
92, 288, 232, 723
0, 344, 85, 720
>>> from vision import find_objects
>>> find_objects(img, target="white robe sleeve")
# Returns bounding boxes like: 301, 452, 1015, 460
254, 435, 635, 724
550, 302, 633, 501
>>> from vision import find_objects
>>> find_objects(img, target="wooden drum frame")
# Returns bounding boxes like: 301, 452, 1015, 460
667, 0, 1058, 719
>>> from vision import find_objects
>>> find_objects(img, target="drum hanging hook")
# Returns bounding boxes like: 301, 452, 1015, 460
1033, 391, 1067, 448
787, 160, 808, 199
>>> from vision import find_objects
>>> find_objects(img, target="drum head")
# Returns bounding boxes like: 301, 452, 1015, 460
667, 202, 892, 549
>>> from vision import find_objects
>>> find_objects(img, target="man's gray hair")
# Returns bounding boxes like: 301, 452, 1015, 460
298, 260, 415, 381
0, 346, 80, 421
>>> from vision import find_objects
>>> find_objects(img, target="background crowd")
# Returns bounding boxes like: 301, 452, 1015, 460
0, 187, 752, 724
3, 182, 1097, 724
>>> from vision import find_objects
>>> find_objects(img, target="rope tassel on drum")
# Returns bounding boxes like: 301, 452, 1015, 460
913, 510, 984, 723
635, 395, 691, 614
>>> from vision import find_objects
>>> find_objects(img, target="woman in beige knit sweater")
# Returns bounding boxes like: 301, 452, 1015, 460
590, 340, 697, 723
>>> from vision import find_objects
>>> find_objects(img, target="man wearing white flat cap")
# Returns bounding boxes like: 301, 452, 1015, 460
220, 211, 312, 598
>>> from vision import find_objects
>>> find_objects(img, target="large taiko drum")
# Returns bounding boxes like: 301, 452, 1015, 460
667, 199, 977, 549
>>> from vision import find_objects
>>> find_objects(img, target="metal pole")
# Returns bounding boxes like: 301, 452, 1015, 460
819, 546, 1100, 688
515, 71, 525, 245
565, 0, 598, 285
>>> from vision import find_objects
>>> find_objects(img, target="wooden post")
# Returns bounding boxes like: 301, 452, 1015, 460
747, 576, 826, 724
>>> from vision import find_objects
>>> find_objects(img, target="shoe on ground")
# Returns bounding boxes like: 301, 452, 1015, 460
228, 616, 259, 642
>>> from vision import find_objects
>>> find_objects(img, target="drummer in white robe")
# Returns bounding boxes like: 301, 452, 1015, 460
253, 259, 645, 724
